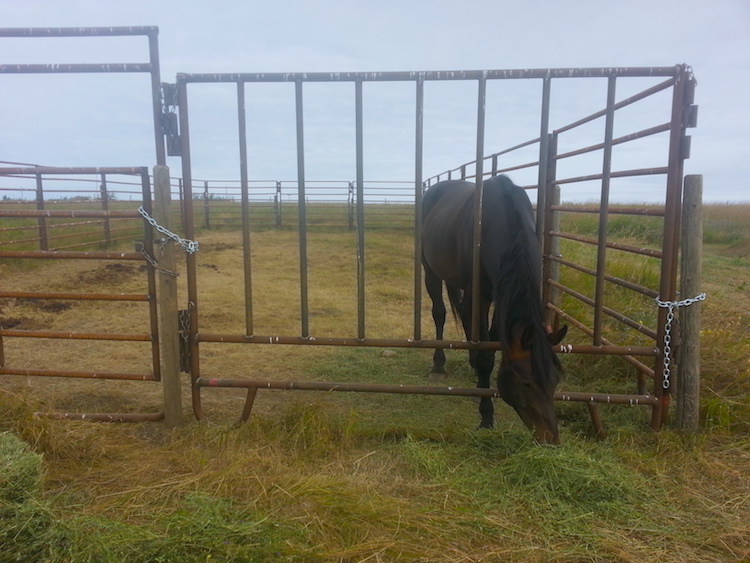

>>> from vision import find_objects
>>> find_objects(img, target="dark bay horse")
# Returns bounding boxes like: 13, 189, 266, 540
421, 175, 567, 443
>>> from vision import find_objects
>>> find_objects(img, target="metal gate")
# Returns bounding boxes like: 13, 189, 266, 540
171, 66, 698, 434
0, 27, 176, 422
0, 166, 165, 422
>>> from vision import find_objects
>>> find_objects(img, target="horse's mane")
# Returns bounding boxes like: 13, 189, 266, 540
490, 177, 562, 390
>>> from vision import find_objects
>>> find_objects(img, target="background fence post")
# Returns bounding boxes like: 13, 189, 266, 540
677, 174, 703, 432
203, 180, 210, 229
153, 165, 183, 427
99, 173, 112, 246
35, 172, 48, 250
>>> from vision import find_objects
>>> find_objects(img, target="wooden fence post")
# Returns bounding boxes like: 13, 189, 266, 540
676, 174, 703, 431
153, 165, 183, 427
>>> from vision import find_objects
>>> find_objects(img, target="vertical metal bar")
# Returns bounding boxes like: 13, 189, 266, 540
536, 77, 552, 243
177, 77, 203, 419
275, 181, 282, 229
653, 64, 690, 430
203, 181, 210, 229
237, 81, 254, 336
140, 168, 161, 382
295, 79, 310, 338
541, 133, 559, 327
413, 76, 425, 341
470, 75, 487, 342
593, 76, 617, 346
348, 182, 355, 231
177, 178, 185, 230
35, 173, 48, 250
147, 29, 166, 166
355, 79, 366, 340
99, 173, 111, 245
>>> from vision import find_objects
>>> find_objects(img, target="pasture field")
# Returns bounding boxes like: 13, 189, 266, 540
0, 203, 748, 562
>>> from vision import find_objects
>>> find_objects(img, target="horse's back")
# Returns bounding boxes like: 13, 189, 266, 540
421, 180, 476, 288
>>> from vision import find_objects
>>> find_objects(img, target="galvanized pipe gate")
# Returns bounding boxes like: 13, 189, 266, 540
173, 66, 697, 434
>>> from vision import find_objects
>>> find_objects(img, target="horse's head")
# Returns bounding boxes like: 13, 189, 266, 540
497, 323, 567, 444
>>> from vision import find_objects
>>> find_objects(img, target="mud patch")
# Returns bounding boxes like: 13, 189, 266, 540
76, 263, 145, 285
31, 300, 73, 314
0, 317, 43, 330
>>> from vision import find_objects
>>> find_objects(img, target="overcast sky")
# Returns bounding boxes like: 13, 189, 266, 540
1, 0, 748, 202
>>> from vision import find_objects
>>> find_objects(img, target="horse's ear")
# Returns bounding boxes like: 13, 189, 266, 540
547, 325, 568, 346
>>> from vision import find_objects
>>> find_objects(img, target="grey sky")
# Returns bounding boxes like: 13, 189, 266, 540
1, 0, 748, 202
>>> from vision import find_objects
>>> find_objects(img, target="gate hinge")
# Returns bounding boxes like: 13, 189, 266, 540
161, 82, 182, 156
161, 82, 178, 107
178, 309, 191, 373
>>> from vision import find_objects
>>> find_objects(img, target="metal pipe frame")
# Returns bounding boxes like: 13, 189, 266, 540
0, 27, 165, 165
174, 66, 691, 432
197, 377, 659, 427
0, 167, 163, 423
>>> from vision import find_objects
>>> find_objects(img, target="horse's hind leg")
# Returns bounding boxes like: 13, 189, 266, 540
423, 263, 447, 378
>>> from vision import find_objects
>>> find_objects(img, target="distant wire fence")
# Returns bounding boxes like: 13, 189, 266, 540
0, 169, 416, 251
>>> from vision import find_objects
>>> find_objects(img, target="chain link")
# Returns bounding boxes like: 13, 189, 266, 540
140, 246, 179, 277
137, 206, 200, 254
655, 292, 707, 390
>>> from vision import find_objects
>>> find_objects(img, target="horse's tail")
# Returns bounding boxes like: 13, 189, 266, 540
446, 285, 463, 325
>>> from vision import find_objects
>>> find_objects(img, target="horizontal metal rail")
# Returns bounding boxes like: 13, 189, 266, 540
0, 250, 145, 260
0, 329, 152, 342
547, 255, 659, 298
0, 166, 147, 175
553, 77, 675, 135
0, 290, 149, 302
177, 67, 682, 84
0, 367, 157, 380
0, 64, 153, 74
555, 123, 671, 161
0, 209, 140, 218
547, 279, 658, 340
547, 303, 656, 378
551, 231, 663, 258
196, 377, 660, 406
0, 26, 158, 37
554, 166, 669, 185
197, 332, 656, 356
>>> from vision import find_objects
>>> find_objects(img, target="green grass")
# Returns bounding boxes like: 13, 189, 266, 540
1, 201, 749, 561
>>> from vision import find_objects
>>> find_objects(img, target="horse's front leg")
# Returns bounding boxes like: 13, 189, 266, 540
475, 348, 495, 428
460, 296, 495, 428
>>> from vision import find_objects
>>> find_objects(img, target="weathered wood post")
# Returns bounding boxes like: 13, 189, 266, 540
153, 165, 183, 427
676, 174, 703, 431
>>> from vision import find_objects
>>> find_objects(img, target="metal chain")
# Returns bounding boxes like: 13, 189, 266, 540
140, 246, 179, 277
655, 292, 707, 390
137, 206, 200, 254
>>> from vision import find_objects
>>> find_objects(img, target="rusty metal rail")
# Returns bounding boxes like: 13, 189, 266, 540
196, 377, 659, 437
0, 164, 163, 422
0, 367, 158, 381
